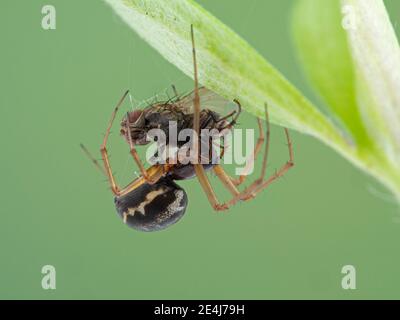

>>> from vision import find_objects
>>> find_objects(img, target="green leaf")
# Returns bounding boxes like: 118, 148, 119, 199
293, 0, 400, 159
341, 0, 400, 166
292, 0, 400, 199
292, 0, 370, 146
104, 0, 400, 200
104, 0, 348, 144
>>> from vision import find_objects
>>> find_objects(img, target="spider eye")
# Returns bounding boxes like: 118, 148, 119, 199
114, 178, 188, 232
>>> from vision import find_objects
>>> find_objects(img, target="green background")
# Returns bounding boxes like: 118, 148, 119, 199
1, 0, 400, 299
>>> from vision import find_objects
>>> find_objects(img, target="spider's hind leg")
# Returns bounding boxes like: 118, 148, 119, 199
211, 104, 294, 209
230, 115, 266, 186
226, 104, 294, 206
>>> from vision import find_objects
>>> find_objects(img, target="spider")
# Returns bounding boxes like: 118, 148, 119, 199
81, 25, 294, 232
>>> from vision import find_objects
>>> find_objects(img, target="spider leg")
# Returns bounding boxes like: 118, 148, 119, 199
190, 25, 229, 211
213, 165, 240, 197
231, 109, 267, 186
226, 126, 294, 207
249, 127, 294, 193
125, 112, 159, 184
117, 165, 165, 197
211, 105, 294, 209
85, 130, 164, 197
100, 90, 129, 195
80, 143, 107, 176
189, 26, 293, 211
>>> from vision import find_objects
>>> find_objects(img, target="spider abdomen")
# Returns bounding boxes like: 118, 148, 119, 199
114, 178, 188, 232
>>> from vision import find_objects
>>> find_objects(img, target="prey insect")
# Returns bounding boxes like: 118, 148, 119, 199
81, 25, 294, 232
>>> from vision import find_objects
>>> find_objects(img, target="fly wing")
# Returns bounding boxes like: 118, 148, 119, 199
175, 87, 235, 115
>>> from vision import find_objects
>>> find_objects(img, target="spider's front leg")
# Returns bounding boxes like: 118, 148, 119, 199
100, 90, 162, 198
124, 112, 159, 185
100, 90, 129, 196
